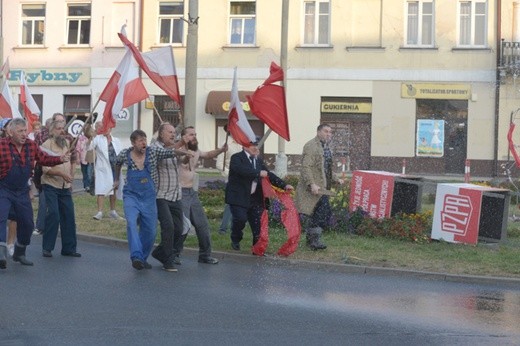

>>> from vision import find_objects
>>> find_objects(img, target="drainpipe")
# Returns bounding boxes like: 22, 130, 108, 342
494, 0, 502, 177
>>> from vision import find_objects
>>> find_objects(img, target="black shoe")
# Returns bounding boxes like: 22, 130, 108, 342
162, 261, 178, 272
151, 246, 166, 264
172, 256, 181, 265
61, 252, 81, 257
132, 259, 145, 270
0, 245, 6, 269
231, 242, 240, 251
143, 261, 152, 269
198, 257, 219, 264
42, 250, 53, 257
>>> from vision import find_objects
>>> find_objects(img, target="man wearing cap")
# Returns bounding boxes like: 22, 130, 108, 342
225, 136, 293, 252
0, 118, 70, 269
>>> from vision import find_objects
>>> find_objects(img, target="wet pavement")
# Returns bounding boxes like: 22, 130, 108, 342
1, 236, 520, 345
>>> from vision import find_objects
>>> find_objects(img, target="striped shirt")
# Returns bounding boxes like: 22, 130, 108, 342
153, 141, 181, 202
115, 146, 175, 191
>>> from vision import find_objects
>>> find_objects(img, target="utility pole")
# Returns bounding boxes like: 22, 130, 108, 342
184, 0, 199, 127
274, 0, 289, 178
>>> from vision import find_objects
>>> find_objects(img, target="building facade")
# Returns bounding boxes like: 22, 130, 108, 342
1, 0, 517, 176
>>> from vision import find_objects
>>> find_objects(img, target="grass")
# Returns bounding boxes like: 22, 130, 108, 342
38, 173, 520, 279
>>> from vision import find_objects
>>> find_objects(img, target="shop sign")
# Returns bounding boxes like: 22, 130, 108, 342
9, 68, 91, 86
401, 83, 471, 100
321, 101, 372, 113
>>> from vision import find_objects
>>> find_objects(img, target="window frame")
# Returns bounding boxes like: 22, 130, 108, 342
457, 0, 488, 48
158, 1, 185, 46
405, 0, 435, 47
228, 0, 256, 46
66, 3, 92, 46
21, 3, 46, 46
302, 0, 331, 47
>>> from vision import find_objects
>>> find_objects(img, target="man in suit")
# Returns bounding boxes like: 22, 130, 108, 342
225, 137, 293, 252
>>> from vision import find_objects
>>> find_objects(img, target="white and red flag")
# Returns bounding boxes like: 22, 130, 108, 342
247, 62, 290, 141
0, 58, 22, 119
228, 68, 256, 147
118, 27, 181, 105
20, 71, 40, 132
99, 48, 149, 133
0, 80, 23, 119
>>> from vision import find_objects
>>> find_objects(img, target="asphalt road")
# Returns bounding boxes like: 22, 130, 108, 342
1, 236, 520, 346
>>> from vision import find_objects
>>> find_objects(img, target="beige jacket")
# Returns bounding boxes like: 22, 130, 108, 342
41, 139, 72, 189
295, 136, 327, 215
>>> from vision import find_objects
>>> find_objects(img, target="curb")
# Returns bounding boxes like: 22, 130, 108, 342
77, 232, 520, 288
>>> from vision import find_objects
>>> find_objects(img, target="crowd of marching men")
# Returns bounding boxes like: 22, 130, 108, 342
0, 116, 336, 271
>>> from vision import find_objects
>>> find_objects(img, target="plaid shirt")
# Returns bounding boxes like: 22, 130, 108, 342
152, 141, 181, 202
0, 137, 63, 180
115, 146, 175, 191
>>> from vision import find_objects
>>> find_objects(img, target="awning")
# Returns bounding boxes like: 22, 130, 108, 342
205, 90, 255, 119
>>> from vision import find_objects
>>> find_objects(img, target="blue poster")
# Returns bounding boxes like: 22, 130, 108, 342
416, 119, 444, 157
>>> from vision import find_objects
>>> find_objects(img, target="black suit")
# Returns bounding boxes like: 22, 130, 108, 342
225, 150, 286, 247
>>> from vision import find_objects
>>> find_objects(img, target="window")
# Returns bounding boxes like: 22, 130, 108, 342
67, 3, 91, 45
21, 4, 45, 45
63, 95, 91, 122
303, 0, 330, 46
159, 1, 184, 45
406, 1, 434, 46
458, 0, 487, 47
229, 1, 256, 45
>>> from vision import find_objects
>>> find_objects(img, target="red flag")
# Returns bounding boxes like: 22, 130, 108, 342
99, 48, 148, 133
118, 28, 181, 105
20, 71, 40, 133
252, 177, 301, 257
228, 67, 256, 147
0, 80, 22, 119
247, 62, 290, 141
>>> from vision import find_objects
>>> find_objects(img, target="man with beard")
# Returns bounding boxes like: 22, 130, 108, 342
41, 120, 81, 258
174, 126, 227, 265
0, 118, 70, 269
113, 130, 189, 270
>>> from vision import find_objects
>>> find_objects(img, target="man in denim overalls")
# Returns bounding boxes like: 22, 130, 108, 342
113, 130, 188, 270
0, 118, 69, 269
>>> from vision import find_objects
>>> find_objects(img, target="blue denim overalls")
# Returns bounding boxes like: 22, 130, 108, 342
123, 148, 158, 262
0, 144, 33, 245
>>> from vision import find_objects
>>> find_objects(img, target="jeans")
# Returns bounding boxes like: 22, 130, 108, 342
80, 163, 93, 189
181, 188, 212, 260
35, 190, 46, 232
42, 185, 77, 253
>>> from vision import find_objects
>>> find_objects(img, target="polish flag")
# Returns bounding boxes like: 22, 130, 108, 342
0, 80, 23, 118
118, 27, 181, 105
228, 67, 256, 147
1, 57, 10, 79
20, 71, 40, 133
99, 48, 149, 133
247, 62, 290, 141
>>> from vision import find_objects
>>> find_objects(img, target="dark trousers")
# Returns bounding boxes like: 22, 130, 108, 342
230, 203, 264, 246
42, 185, 77, 253
307, 195, 332, 229
156, 198, 184, 261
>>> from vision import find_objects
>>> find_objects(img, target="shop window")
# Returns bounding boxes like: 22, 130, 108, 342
63, 95, 91, 122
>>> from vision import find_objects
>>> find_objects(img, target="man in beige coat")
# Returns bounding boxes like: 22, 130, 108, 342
295, 124, 337, 250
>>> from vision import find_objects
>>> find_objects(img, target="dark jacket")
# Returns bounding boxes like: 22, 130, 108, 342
225, 150, 286, 208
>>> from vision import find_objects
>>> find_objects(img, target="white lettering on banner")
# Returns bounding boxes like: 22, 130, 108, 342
369, 204, 377, 217
378, 179, 389, 218
362, 189, 370, 211
10, 70, 82, 84
440, 194, 472, 236
353, 175, 362, 206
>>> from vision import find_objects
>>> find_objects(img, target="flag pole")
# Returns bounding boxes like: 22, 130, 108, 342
150, 100, 165, 123
221, 132, 230, 172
